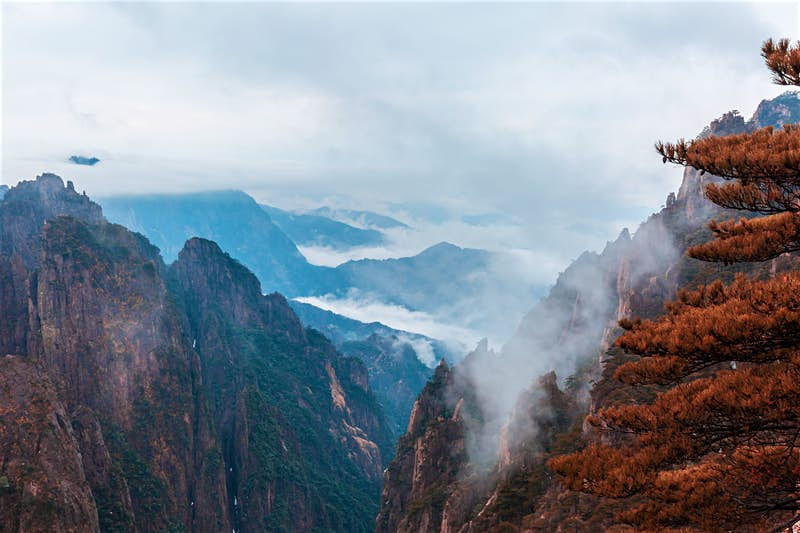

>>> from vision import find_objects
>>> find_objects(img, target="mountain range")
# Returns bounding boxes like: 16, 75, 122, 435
260, 204, 386, 250
307, 206, 408, 230
0, 175, 391, 532
101, 190, 545, 346
375, 91, 800, 533
5, 85, 796, 533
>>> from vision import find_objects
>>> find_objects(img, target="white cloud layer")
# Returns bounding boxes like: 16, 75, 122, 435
3, 2, 798, 287
293, 293, 480, 353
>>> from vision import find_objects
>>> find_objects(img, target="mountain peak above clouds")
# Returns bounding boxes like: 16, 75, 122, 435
308, 206, 409, 230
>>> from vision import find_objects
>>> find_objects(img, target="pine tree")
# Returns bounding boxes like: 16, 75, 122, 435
550, 39, 800, 531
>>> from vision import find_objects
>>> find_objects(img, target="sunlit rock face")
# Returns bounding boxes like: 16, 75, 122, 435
0, 355, 100, 533
375, 91, 800, 532
0, 173, 393, 532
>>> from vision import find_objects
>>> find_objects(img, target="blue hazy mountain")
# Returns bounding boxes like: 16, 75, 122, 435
331, 242, 547, 341
336, 242, 491, 310
290, 299, 454, 357
261, 204, 385, 249
0, 185, 8, 200
100, 191, 545, 342
309, 206, 408, 230
101, 190, 337, 295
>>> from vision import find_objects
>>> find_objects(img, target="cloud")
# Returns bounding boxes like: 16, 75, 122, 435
298, 244, 412, 267
299, 211, 601, 288
2, 2, 797, 288
69, 155, 100, 166
293, 292, 480, 353
393, 334, 437, 368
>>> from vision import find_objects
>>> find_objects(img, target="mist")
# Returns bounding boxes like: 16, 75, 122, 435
294, 292, 480, 356
450, 192, 684, 468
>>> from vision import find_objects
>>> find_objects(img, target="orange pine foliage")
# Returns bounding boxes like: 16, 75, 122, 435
551, 362, 800, 530
549, 39, 800, 531
763, 38, 800, 86
704, 181, 797, 214
687, 212, 800, 263
656, 125, 800, 185
655, 123, 800, 264
614, 273, 800, 383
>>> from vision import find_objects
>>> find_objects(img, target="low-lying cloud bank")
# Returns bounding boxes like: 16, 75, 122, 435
293, 293, 481, 356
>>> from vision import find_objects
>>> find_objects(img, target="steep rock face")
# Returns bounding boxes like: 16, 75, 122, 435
69, 406, 137, 532
28, 215, 228, 532
0, 355, 99, 533
376, 361, 471, 533
750, 91, 800, 129
377, 91, 800, 532
377, 358, 581, 533
0, 174, 394, 532
290, 300, 451, 439
505, 228, 631, 370
0, 174, 102, 268
0, 174, 102, 356
339, 334, 435, 439
170, 237, 393, 532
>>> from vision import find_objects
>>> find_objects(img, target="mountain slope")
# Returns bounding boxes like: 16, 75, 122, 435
0, 355, 101, 532
331, 242, 546, 342
261, 204, 385, 249
308, 206, 408, 230
101, 190, 335, 295
169, 237, 393, 531
101, 192, 545, 343
0, 174, 392, 532
290, 300, 451, 438
376, 91, 800, 533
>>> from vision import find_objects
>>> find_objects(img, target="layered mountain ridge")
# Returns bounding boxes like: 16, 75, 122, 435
0, 174, 392, 532
290, 300, 452, 437
101, 191, 546, 345
260, 203, 386, 249
375, 91, 800, 532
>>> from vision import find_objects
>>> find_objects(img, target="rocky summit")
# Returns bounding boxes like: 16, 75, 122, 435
375, 91, 800, 533
0, 174, 392, 532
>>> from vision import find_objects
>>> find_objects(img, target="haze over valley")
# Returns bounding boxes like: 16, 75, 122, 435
4, 2, 800, 532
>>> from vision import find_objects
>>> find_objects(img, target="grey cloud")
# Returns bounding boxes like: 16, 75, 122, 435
2, 2, 797, 288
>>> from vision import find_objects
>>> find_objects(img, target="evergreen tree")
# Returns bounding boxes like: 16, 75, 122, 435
550, 39, 800, 531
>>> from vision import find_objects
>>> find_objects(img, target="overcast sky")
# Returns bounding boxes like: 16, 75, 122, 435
2, 2, 798, 283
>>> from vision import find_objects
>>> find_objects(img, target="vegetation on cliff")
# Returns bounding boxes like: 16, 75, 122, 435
550, 39, 800, 531
0, 175, 394, 532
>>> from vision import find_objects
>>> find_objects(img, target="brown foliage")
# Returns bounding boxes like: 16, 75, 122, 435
655, 122, 800, 264
687, 212, 800, 263
656, 125, 800, 186
704, 181, 798, 214
550, 39, 800, 531
615, 273, 800, 383
763, 38, 800, 86
551, 359, 800, 530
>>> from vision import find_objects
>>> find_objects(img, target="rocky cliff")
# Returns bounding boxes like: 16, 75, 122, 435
376, 91, 800, 533
0, 355, 100, 533
289, 300, 451, 440
170, 237, 393, 531
0, 173, 392, 532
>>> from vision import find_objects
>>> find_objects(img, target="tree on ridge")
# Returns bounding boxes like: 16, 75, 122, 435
550, 39, 800, 532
